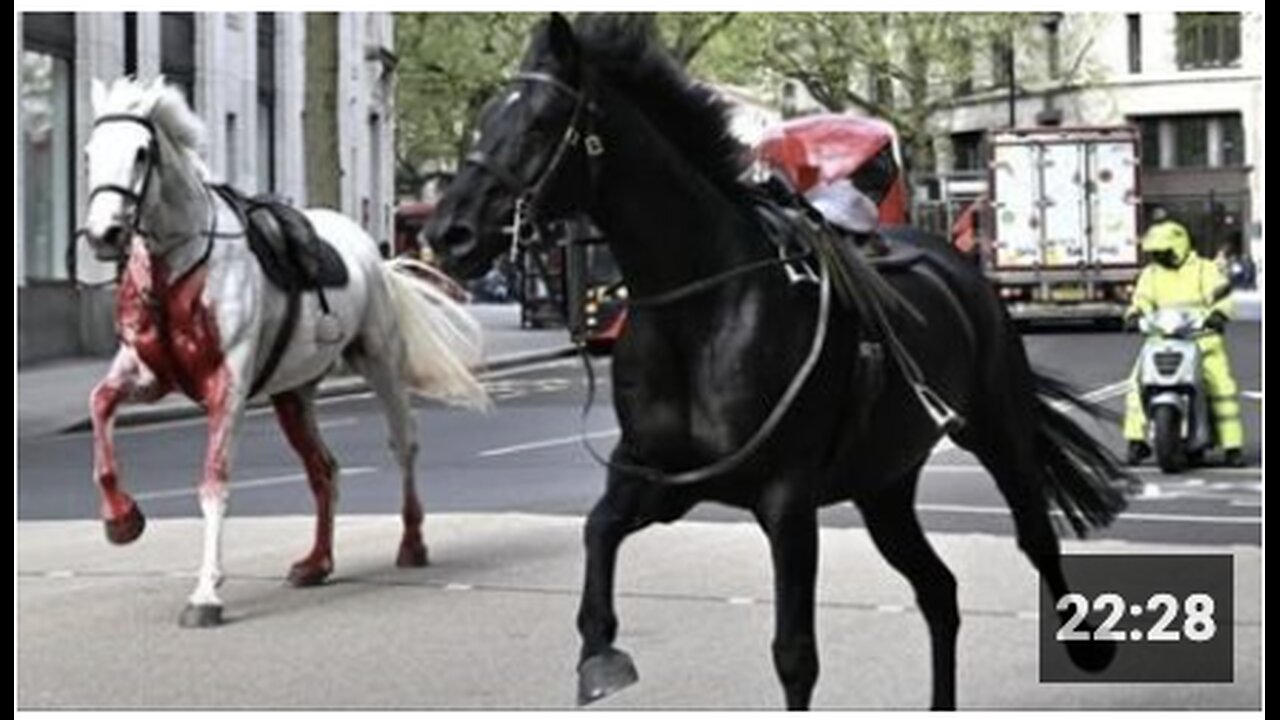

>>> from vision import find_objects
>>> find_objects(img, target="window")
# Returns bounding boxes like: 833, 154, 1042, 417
161, 12, 196, 107
991, 37, 1012, 87
256, 13, 276, 193
225, 113, 238, 185
1137, 117, 1161, 169
1173, 116, 1209, 168
953, 37, 974, 96
1177, 13, 1241, 69
951, 132, 985, 172
21, 13, 74, 281
1220, 114, 1244, 167
1127, 15, 1141, 74
870, 67, 893, 110
124, 12, 138, 76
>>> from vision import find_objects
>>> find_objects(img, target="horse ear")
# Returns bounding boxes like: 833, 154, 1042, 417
91, 78, 108, 117
547, 12, 579, 68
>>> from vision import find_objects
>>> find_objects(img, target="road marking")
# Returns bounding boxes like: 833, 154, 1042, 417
875, 604, 907, 614
316, 416, 359, 431
132, 466, 378, 501
482, 358, 578, 379
478, 428, 620, 458
44, 570, 74, 579
726, 596, 756, 606
1231, 500, 1262, 508
917, 503, 1259, 525
1081, 380, 1130, 402
1242, 390, 1262, 401
444, 582, 473, 592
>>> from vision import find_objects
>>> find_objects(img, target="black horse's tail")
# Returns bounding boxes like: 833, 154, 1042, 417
1029, 372, 1132, 537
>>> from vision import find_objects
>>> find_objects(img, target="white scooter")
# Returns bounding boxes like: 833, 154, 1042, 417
1134, 308, 1214, 473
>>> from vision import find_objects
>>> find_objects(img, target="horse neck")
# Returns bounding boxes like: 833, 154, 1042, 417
587, 87, 763, 300
138, 147, 216, 281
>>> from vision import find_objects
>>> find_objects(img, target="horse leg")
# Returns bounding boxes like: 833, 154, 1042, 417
964, 427, 1117, 673
755, 484, 821, 710
348, 350, 426, 568
576, 470, 689, 705
855, 464, 959, 709
90, 346, 171, 544
272, 385, 339, 586
179, 364, 247, 629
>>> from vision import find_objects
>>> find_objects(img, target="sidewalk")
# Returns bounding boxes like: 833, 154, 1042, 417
16, 304, 574, 440
16, 513, 1261, 709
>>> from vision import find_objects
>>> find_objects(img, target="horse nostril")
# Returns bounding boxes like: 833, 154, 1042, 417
102, 226, 125, 248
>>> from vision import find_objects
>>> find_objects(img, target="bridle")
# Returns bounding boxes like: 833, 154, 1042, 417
463, 71, 606, 259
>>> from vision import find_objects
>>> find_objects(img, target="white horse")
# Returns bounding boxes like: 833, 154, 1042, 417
82, 77, 490, 627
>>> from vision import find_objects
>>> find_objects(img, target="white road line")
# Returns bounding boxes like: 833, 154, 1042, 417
132, 466, 378, 501
478, 428, 620, 458
316, 416, 359, 431
726, 596, 756, 606
1242, 390, 1263, 401
917, 503, 1259, 525
482, 358, 578, 379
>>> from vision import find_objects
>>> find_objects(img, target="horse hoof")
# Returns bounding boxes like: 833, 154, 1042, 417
178, 603, 223, 628
396, 542, 429, 568
1065, 638, 1117, 673
104, 504, 146, 545
577, 648, 638, 706
287, 560, 332, 588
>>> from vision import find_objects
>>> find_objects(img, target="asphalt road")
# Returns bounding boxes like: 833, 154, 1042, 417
18, 323, 1262, 544
16, 323, 1263, 711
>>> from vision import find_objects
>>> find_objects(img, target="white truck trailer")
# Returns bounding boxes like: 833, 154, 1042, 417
988, 126, 1142, 323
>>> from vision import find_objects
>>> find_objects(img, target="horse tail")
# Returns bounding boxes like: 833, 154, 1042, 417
380, 257, 491, 411
1028, 371, 1131, 536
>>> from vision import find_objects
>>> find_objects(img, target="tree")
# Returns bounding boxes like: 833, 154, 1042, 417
395, 13, 540, 195
394, 13, 742, 195
695, 13, 1050, 176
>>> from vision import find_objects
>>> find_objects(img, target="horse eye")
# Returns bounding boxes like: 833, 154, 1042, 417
135, 146, 149, 165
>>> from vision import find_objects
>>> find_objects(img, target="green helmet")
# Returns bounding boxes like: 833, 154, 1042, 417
1141, 221, 1193, 264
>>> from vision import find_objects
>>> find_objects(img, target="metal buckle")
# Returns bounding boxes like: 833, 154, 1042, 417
584, 134, 604, 157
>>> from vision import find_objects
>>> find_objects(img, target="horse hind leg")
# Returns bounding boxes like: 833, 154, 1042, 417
961, 410, 1118, 675
855, 464, 959, 710
272, 384, 339, 587
347, 343, 427, 568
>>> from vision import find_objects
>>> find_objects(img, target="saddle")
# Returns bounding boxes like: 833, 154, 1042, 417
211, 185, 349, 291
209, 184, 350, 397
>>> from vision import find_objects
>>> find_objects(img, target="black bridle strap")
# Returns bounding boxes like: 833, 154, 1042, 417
627, 252, 812, 309
85, 113, 161, 237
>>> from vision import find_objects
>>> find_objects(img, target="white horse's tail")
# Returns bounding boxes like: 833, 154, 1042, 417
381, 258, 491, 411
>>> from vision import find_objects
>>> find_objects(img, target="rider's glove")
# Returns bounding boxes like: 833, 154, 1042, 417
1205, 310, 1229, 334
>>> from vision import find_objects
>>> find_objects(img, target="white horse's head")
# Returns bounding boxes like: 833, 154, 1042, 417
84, 76, 210, 261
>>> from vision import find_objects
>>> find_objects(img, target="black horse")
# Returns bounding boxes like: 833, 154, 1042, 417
428, 14, 1134, 710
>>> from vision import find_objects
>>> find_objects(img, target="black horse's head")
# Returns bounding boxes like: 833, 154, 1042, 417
426, 13, 598, 280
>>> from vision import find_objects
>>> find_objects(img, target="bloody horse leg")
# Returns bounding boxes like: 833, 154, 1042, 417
272, 386, 338, 586
90, 347, 171, 544
347, 349, 427, 568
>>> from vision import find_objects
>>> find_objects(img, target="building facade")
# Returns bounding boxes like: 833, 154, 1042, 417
935, 12, 1263, 260
17, 12, 397, 365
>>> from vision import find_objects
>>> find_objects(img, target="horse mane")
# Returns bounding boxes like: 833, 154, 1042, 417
572, 15, 749, 195
99, 77, 211, 181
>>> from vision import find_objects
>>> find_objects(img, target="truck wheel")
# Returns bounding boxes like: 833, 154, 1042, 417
1153, 405, 1185, 473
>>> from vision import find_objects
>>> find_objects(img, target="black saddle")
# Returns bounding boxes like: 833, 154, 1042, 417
211, 185, 349, 291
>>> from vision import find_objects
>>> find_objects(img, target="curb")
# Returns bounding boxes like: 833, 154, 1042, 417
59, 344, 580, 434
